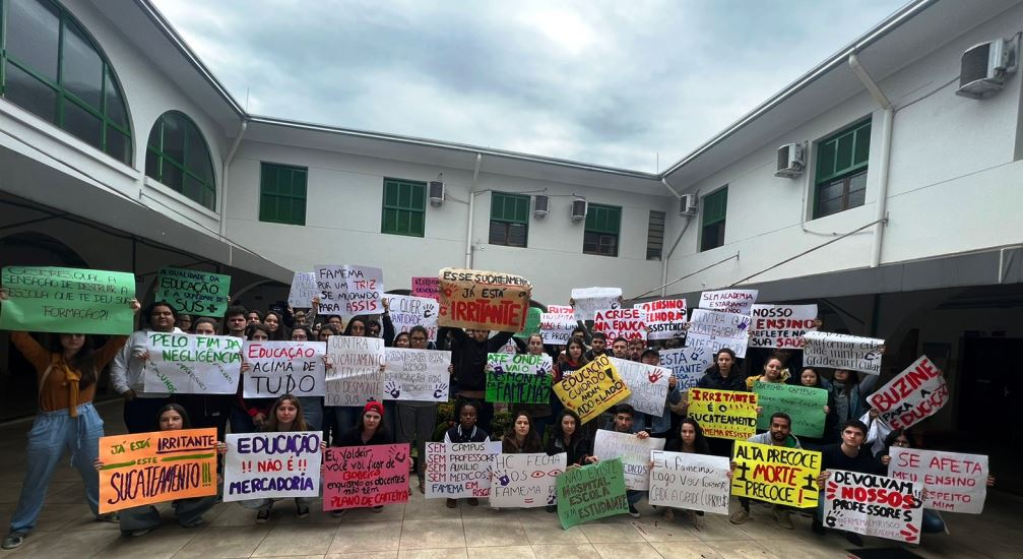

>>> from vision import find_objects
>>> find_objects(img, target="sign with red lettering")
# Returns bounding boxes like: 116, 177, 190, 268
546, 304, 574, 314
636, 299, 687, 340
593, 308, 647, 341
411, 276, 440, 301
242, 340, 326, 398
685, 309, 751, 358
686, 388, 758, 440
698, 289, 757, 314
437, 268, 532, 332
540, 313, 576, 344
731, 441, 821, 508
749, 304, 818, 349
323, 444, 410, 511
823, 470, 924, 543
314, 264, 385, 316
889, 447, 988, 514
867, 355, 949, 430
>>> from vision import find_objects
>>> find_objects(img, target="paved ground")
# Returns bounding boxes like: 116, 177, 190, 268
0, 401, 1019, 559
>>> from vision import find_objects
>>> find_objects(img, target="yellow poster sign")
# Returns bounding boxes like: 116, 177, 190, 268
687, 388, 758, 440
731, 441, 821, 508
98, 428, 219, 513
553, 354, 631, 424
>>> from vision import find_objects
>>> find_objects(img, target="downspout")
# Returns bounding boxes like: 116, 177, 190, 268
464, 153, 483, 269
848, 54, 892, 268
658, 177, 685, 297
219, 119, 248, 241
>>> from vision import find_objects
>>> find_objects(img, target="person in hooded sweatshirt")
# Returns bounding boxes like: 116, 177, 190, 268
730, 412, 802, 529
439, 327, 515, 434
694, 348, 745, 456
744, 353, 791, 391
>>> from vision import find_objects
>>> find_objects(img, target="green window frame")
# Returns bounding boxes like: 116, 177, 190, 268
0, 0, 133, 165
489, 192, 529, 247
583, 204, 621, 257
814, 119, 870, 218
259, 162, 307, 226
381, 178, 426, 237
700, 187, 727, 252
146, 111, 217, 211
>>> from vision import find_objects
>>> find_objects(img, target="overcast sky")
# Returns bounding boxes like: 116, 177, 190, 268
152, 0, 907, 172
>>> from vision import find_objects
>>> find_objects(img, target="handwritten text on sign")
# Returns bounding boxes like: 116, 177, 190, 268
156, 267, 231, 317
609, 357, 671, 417
570, 287, 622, 322
556, 458, 629, 529
685, 309, 751, 358
749, 304, 818, 349
382, 348, 450, 402
243, 341, 326, 398
592, 430, 665, 491
823, 470, 924, 544
490, 453, 566, 508
326, 336, 385, 380
0, 266, 136, 335
637, 299, 687, 340
144, 332, 241, 394
382, 294, 440, 342
224, 432, 323, 501
868, 355, 949, 430
411, 276, 440, 301
593, 308, 647, 341
553, 354, 631, 424
731, 441, 821, 508
287, 272, 318, 308
698, 289, 758, 314
424, 441, 502, 499
803, 332, 885, 375
485, 353, 553, 404
753, 382, 828, 438
323, 444, 410, 510
540, 312, 577, 344
648, 451, 730, 515
438, 268, 532, 332
314, 264, 385, 316
659, 347, 712, 389
889, 447, 988, 514
98, 429, 218, 513
687, 389, 758, 440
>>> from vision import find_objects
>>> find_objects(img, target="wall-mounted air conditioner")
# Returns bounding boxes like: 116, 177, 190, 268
679, 193, 697, 216
428, 179, 445, 206
956, 36, 1018, 99
775, 143, 804, 178
571, 198, 587, 222
533, 195, 549, 218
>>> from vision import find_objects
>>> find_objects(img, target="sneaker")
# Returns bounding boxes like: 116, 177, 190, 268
546, 505, 556, 513
255, 508, 271, 524
844, 531, 864, 547
628, 505, 640, 519
811, 519, 826, 535
371, 506, 384, 513
418, 476, 426, 495
446, 499, 457, 509
773, 507, 794, 530
729, 509, 750, 525
1, 532, 26, 550
130, 529, 151, 538
296, 504, 310, 519
330, 509, 347, 518
467, 498, 479, 507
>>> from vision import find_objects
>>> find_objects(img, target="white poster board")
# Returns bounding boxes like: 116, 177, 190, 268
382, 294, 440, 342
609, 357, 670, 417
382, 348, 451, 402
659, 347, 713, 390
748, 304, 818, 349
490, 453, 567, 508
649, 450, 730, 515
685, 309, 751, 358
592, 430, 665, 491
223, 432, 323, 502
803, 331, 884, 375
287, 272, 318, 308
698, 289, 758, 314
571, 287, 622, 321
424, 441, 502, 499
889, 447, 988, 514
242, 341, 326, 398
314, 264, 385, 316
144, 332, 241, 394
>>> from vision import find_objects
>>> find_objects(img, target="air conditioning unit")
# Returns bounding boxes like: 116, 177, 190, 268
428, 179, 445, 206
679, 193, 697, 216
571, 198, 587, 222
775, 143, 804, 178
956, 37, 1018, 99
533, 195, 550, 218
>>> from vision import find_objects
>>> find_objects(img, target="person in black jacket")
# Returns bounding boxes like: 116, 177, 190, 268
330, 401, 394, 517
439, 327, 515, 433
695, 348, 745, 391
545, 409, 596, 513
442, 400, 490, 509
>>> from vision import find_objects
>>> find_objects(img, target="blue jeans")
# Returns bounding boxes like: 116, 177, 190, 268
627, 490, 645, 508
119, 495, 218, 533
9, 403, 104, 534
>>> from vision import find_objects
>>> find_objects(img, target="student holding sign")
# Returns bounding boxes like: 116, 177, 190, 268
660, 418, 718, 525
442, 400, 491, 508
396, 325, 441, 494
441, 326, 517, 434
510, 333, 555, 436
730, 412, 803, 529
797, 368, 837, 449
744, 354, 791, 390
0, 291, 140, 551
811, 419, 886, 545
828, 369, 878, 442
235, 324, 275, 434
330, 401, 394, 516
110, 301, 181, 434
695, 349, 745, 392
595, 404, 649, 518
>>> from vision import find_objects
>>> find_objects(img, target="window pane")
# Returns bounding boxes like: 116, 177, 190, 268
145, 149, 160, 180
5, 62, 57, 123
409, 211, 424, 236
847, 184, 866, 209
62, 20, 104, 110
848, 171, 867, 194
185, 125, 208, 179
105, 126, 130, 163
384, 183, 398, 206
508, 223, 527, 247
818, 197, 842, 218
489, 221, 507, 245
836, 133, 854, 173
411, 184, 425, 209
817, 179, 844, 203
183, 175, 203, 205
583, 231, 599, 254
162, 114, 186, 165
7, 0, 60, 81
382, 208, 396, 233
163, 161, 183, 191
63, 100, 102, 150
104, 70, 128, 128
853, 124, 871, 167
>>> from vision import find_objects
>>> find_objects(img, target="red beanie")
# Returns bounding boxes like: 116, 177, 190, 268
364, 401, 384, 416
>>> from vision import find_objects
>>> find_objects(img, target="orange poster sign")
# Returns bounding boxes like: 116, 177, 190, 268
437, 268, 532, 332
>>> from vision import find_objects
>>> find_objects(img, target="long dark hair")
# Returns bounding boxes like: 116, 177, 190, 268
264, 310, 290, 341
49, 334, 98, 389
506, 411, 542, 451
157, 403, 192, 430
343, 316, 369, 336
705, 348, 737, 375
356, 404, 389, 438
265, 394, 308, 432
553, 409, 583, 445
678, 417, 710, 454
245, 323, 271, 340
565, 338, 589, 366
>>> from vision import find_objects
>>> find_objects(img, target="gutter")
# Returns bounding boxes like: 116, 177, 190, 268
465, 154, 483, 269
848, 54, 893, 268
219, 120, 248, 241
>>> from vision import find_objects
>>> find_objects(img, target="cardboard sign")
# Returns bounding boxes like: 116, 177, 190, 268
323, 444, 411, 510
687, 388, 758, 440
242, 341, 326, 398
593, 308, 647, 341
609, 357, 670, 417
98, 429, 218, 513
698, 289, 758, 314
382, 294, 440, 342
556, 458, 629, 529
0, 266, 136, 335
731, 441, 821, 508
823, 470, 924, 543
437, 268, 532, 332
382, 348, 451, 402
143, 332, 242, 394
552, 354, 631, 424
411, 276, 440, 301
648, 451, 730, 515
636, 299, 687, 340
753, 382, 828, 438
868, 355, 949, 430
546, 305, 574, 314
424, 441, 502, 499
749, 304, 818, 349
287, 271, 318, 308
659, 347, 713, 390
490, 453, 567, 508
314, 264, 385, 316
570, 287, 622, 322
485, 353, 553, 404
889, 447, 988, 514
803, 332, 885, 375
223, 432, 323, 502
592, 430, 666, 491
154, 267, 231, 318
540, 313, 576, 344
685, 309, 751, 358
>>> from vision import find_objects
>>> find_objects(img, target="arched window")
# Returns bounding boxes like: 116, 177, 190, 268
0, 0, 133, 164
146, 111, 217, 211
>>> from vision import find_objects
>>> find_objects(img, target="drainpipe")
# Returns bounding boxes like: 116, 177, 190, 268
848, 54, 892, 268
658, 177, 686, 297
219, 119, 248, 241
464, 153, 483, 269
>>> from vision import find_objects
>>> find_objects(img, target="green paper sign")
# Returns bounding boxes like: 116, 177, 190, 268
0, 266, 136, 335
514, 307, 543, 339
754, 381, 829, 438
486, 372, 552, 404
155, 267, 232, 317
556, 458, 628, 529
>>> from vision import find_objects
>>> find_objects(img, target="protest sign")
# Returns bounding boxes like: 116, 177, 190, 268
490, 453, 567, 508
636, 299, 688, 340
411, 276, 440, 301
437, 268, 532, 332
314, 264, 385, 316
609, 357, 670, 417
382, 348, 450, 402
98, 428, 218, 513
287, 272, 318, 308
424, 441, 502, 499
687, 388, 758, 440
753, 382, 828, 438
515, 307, 543, 339
382, 294, 440, 342
731, 441, 821, 508
155, 267, 231, 317
0, 266, 135, 335
823, 470, 924, 543
698, 289, 758, 314
485, 353, 553, 404
540, 312, 576, 344
868, 355, 949, 430
659, 347, 713, 390
593, 430, 665, 491
593, 308, 647, 341
749, 304, 818, 349
223, 432, 323, 502
546, 304, 574, 314
803, 331, 885, 375
570, 287, 622, 321
648, 451, 730, 515
889, 447, 988, 514
242, 341, 326, 398
556, 458, 629, 529
143, 332, 241, 394
326, 335, 386, 405
552, 354, 631, 424
685, 309, 751, 358
323, 444, 410, 510
325, 372, 384, 407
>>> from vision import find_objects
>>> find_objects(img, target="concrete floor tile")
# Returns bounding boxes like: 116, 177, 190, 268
519, 516, 589, 546
466, 545, 536, 559
694, 515, 754, 542
93, 523, 198, 559
530, 544, 599, 559
397, 549, 468, 559
326, 553, 398, 559
592, 542, 664, 559
334, 503, 406, 523
705, 540, 778, 559
6, 528, 116, 557
461, 516, 528, 548
327, 520, 402, 554
212, 502, 277, 526
755, 538, 849, 559
632, 514, 702, 542
171, 524, 272, 558
649, 542, 725, 559
399, 518, 466, 550
252, 523, 339, 556
576, 519, 646, 543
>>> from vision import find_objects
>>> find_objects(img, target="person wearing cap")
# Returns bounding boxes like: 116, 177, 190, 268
329, 400, 395, 516
632, 349, 682, 439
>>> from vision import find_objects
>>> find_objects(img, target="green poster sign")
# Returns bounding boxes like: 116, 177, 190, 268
155, 267, 232, 317
486, 372, 551, 404
514, 307, 543, 339
556, 458, 628, 529
0, 266, 136, 335
754, 381, 829, 438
